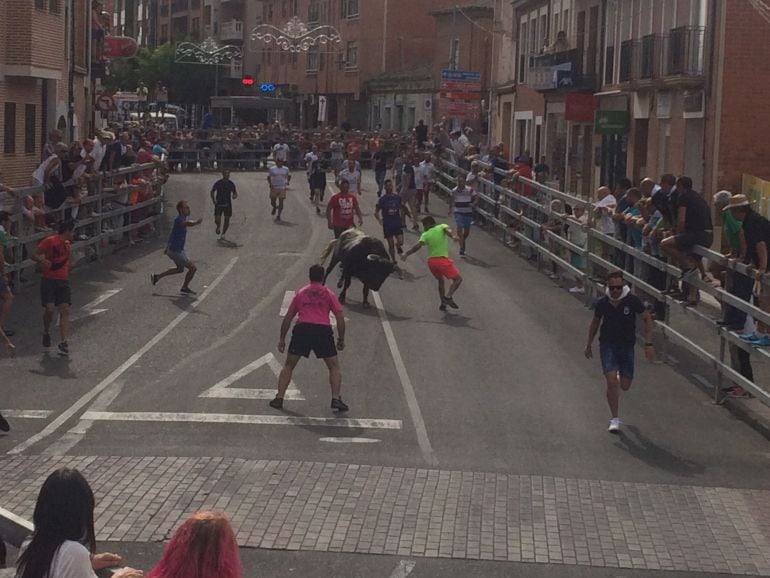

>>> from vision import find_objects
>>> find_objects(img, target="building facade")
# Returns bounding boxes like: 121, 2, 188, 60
492, 0, 770, 200
1, 0, 91, 186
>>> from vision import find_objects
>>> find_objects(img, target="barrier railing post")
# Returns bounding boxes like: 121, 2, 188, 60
716, 332, 726, 402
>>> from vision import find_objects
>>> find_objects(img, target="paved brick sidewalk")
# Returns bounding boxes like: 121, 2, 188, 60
1, 456, 769, 576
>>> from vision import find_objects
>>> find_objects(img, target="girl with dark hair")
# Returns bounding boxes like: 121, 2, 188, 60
147, 511, 242, 578
16, 468, 142, 578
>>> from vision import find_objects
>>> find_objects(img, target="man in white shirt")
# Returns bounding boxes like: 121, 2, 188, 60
417, 154, 435, 213
338, 159, 362, 196
267, 157, 291, 221
594, 186, 617, 235
272, 138, 290, 164
304, 145, 319, 201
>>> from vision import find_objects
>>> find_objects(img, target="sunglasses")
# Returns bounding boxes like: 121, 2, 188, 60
608, 285, 624, 292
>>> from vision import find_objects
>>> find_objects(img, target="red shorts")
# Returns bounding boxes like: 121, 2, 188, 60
427, 257, 460, 280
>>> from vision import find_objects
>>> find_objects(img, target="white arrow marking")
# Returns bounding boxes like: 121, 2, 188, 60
319, 437, 381, 444
67, 289, 122, 323
0, 410, 52, 419
199, 352, 304, 400
280, 290, 347, 327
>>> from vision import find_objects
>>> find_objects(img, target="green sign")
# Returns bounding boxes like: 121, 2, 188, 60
594, 110, 629, 135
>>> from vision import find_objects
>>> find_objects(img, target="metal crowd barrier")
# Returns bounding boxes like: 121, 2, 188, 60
0, 162, 166, 292
435, 153, 770, 407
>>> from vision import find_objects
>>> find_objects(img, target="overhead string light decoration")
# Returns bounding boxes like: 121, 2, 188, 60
174, 37, 243, 65
250, 16, 342, 52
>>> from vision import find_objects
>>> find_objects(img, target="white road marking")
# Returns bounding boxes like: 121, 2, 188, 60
280, 290, 347, 327
0, 410, 52, 419
372, 291, 438, 466
319, 437, 381, 444
81, 411, 402, 429
199, 352, 304, 400
388, 560, 416, 578
7, 257, 239, 455
66, 289, 122, 323
42, 379, 127, 456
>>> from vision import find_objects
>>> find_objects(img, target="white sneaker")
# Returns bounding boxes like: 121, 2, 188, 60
569, 286, 585, 294
608, 418, 621, 434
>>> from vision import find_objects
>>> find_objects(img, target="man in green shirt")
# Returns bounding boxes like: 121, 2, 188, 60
402, 216, 463, 311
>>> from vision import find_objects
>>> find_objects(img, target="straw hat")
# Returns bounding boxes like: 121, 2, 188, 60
723, 193, 750, 211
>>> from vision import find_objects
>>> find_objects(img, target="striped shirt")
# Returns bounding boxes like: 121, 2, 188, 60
452, 185, 475, 214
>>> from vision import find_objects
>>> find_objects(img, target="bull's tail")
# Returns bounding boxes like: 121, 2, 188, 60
318, 239, 338, 267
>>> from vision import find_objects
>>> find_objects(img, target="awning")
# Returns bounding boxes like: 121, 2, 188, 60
211, 96, 293, 110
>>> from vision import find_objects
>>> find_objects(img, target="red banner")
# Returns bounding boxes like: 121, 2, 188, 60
565, 93, 597, 123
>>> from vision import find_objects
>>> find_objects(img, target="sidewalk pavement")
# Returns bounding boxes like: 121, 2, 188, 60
1, 455, 768, 576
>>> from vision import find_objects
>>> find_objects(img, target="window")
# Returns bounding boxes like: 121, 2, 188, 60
49, 0, 60, 14
25, 105, 36, 154
341, 0, 359, 19
192, 17, 200, 34
290, 0, 298, 16
307, 46, 319, 71
160, 24, 168, 42
518, 17, 527, 82
4, 103, 16, 154
282, 1, 287, 18
266, 48, 272, 65
34, 0, 45, 9
384, 107, 392, 130
290, 52, 298, 66
449, 38, 460, 70
345, 41, 358, 70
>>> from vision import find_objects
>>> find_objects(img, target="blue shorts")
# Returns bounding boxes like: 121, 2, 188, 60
454, 212, 473, 230
600, 343, 635, 379
165, 248, 191, 268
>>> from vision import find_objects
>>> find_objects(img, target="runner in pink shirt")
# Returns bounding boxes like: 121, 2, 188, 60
271, 265, 348, 412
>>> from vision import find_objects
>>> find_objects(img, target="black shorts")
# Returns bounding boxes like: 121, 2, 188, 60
214, 204, 233, 218
674, 230, 713, 252
40, 278, 71, 307
383, 225, 403, 239
288, 323, 337, 359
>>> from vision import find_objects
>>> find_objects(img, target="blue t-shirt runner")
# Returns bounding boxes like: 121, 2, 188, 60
151, 201, 202, 295
376, 193, 405, 237
167, 214, 187, 253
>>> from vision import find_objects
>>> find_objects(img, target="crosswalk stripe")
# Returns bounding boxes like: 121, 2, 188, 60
81, 411, 402, 430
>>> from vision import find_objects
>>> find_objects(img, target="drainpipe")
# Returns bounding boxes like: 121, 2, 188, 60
67, 0, 76, 141
708, 0, 725, 197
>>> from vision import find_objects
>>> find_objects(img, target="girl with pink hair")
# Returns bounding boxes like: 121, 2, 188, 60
147, 511, 242, 578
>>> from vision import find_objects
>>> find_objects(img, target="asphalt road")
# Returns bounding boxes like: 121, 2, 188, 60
2, 171, 769, 576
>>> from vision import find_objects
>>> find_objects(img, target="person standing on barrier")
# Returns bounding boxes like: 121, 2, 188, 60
660, 176, 713, 306
150, 200, 202, 296
585, 270, 655, 434
32, 221, 75, 356
449, 173, 477, 256
402, 216, 462, 311
210, 169, 238, 241
727, 195, 770, 348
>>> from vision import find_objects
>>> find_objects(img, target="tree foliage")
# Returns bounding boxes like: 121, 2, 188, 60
105, 42, 216, 105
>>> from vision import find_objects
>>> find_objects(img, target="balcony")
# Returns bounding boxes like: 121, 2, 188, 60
527, 48, 598, 92
219, 19, 243, 42
605, 29, 701, 87
665, 26, 704, 77
225, 60, 243, 79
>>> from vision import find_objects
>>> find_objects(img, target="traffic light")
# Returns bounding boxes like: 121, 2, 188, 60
241, 76, 255, 86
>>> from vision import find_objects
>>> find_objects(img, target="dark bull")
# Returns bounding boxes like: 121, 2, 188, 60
320, 229, 395, 308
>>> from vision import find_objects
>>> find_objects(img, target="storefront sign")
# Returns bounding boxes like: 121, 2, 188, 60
594, 110, 629, 135
565, 93, 596, 122
441, 70, 481, 83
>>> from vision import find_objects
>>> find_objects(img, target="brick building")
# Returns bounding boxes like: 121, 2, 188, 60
491, 0, 770, 201
155, 0, 205, 45
1, 0, 90, 187
235, 0, 466, 129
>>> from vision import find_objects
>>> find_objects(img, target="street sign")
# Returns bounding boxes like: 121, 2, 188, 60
103, 36, 138, 59
594, 110, 629, 135
95, 93, 115, 112
441, 69, 481, 82
440, 91, 482, 101
440, 81, 482, 92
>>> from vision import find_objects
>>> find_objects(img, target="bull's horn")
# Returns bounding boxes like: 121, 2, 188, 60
367, 254, 381, 262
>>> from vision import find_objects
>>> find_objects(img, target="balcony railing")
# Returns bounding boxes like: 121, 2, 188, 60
219, 19, 243, 42
527, 48, 598, 92
666, 26, 704, 76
